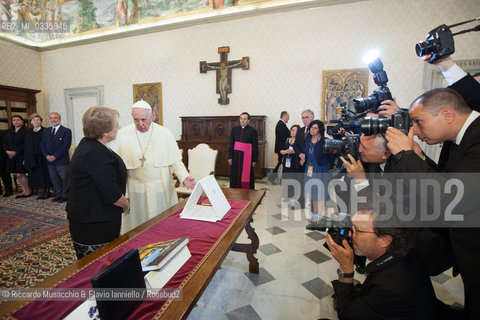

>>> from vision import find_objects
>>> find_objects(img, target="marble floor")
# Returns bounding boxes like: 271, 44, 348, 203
187, 177, 464, 320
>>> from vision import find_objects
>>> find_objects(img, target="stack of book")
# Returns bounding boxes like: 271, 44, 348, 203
139, 237, 191, 288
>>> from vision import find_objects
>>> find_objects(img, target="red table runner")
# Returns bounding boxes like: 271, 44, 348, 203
13, 199, 249, 320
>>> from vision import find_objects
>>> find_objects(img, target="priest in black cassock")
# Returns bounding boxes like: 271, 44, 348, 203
228, 112, 258, 189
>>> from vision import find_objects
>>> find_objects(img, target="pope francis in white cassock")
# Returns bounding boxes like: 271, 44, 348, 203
109, 101, 195, 233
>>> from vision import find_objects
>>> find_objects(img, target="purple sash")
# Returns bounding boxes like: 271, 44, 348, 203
234, 141, 252, 189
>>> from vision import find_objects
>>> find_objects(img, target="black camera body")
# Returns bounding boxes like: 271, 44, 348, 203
361, 110, 410, 135
327, 119, 362, 138
354, 86, 393, 114
353, 57, 393, 113
416, 24, 455, 64
319, 213, 352, 247
324, 134, 360, 160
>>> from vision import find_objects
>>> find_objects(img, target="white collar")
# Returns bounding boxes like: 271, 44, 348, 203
456, 110, 480, 145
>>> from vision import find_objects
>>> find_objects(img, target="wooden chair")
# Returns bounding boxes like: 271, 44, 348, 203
176, 143, 218, 198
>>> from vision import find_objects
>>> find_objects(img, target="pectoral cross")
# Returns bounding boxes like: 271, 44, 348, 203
139, 155, 146, 168
200, 46, 249, 105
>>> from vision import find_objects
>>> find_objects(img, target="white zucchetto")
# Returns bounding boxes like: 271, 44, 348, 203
131, 100, 152, 111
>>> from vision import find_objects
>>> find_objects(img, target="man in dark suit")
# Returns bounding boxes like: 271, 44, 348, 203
290, 109, 314, 209
326, 201, 436, 320
273, 111, 290, 175
385, 88, 480, 319
293, 109, 314, 171
41, 112, 72, 203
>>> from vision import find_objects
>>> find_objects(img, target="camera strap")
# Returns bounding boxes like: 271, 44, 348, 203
449, 17, 480, 36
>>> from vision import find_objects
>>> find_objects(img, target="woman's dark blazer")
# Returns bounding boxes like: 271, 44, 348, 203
3, 126, 26, 172
304, 136, 334, 168
66, 138, 127, 223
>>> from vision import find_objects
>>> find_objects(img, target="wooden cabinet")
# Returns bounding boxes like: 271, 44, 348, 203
0, 85, 40, 129
177, 115, 266, 178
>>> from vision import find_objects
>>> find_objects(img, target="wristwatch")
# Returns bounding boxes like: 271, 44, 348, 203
337, 268, 354, 278
393, 150, 415, 162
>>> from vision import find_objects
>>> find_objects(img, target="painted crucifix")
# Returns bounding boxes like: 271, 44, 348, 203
200, 46, 249, 105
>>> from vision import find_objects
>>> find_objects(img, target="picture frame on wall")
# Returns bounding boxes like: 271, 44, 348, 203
133, 82, 163, 125
321, 68, 369, 122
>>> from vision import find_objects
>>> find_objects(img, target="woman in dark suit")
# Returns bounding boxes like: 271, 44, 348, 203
303, 120, 333, 229
280, 124, 301, 173
4, 115, 31, 198
66, 106, 129, 260
24, 113, 53, 199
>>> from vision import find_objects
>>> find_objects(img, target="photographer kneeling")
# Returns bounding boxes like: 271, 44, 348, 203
326, 201, 436, 320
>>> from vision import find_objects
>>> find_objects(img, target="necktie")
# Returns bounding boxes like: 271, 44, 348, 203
50, 127, 55, 140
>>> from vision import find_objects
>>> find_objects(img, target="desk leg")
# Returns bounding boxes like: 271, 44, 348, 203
232, 218, 259, 274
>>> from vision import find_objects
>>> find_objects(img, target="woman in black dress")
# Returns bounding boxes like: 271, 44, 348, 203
24, 114, 53, 199
66, 106, 130, 259
280, 124, 301, 173
4, 115, 31, 198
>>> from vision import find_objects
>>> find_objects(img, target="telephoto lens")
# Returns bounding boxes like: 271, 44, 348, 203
360, 118, 390, 135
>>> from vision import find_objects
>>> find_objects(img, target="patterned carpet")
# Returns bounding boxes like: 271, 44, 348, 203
0, 195, 76, 288
0, 207, 68, 258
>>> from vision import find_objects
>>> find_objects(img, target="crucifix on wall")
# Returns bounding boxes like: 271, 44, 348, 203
200, 46, 249, 105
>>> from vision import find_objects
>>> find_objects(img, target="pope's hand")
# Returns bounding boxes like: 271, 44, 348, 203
184, 176, 196, 190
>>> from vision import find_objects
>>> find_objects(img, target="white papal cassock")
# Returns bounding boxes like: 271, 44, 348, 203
109, 122, 189, 234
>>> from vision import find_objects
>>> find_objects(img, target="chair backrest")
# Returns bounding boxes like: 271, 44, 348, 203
187, 143, 218, 181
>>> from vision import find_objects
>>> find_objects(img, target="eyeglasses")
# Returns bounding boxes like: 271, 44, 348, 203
352, 225, 377, 235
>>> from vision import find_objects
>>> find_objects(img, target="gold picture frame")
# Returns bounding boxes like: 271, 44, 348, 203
321, 68, 369, 122
133, 82, 163, 125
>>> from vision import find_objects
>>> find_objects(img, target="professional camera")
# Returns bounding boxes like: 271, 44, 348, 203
353, 57, 392, 114
319, 213, 352, 247
324, 134, 360, 160
415, 24, 455, 64
361, 110, 410, 135
327, 118, 362, 138
415, 19, 480, 64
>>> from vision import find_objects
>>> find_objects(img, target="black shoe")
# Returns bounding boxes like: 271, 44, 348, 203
306, 221, 318, 230
3, 191, 13, 197
16, 193, 33, 199
52, 196, 62, 202
37, 192, 51, 200
58, 197, 68, 203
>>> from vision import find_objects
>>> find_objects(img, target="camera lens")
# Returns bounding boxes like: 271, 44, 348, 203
415, 41, 435, 57
324, 139, 345, 155
353, 96, 378, 113
360, 118, 390, 135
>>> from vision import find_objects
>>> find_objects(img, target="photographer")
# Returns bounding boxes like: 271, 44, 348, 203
326, 201, 436, 320
385, 88, 480, 319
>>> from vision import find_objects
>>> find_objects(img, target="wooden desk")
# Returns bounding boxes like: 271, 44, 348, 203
0, 188, 265, 320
